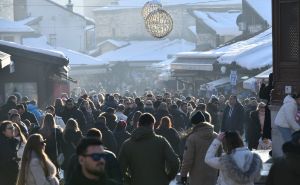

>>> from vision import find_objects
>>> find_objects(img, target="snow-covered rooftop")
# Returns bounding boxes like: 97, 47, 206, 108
188, 26, 197, 36
0, 39, 66, 59
193, 10, 242, 35
94, 0, 241, 11
96, 39, 195, 63
177, 28, 272, 70
0, 18, 34, 33
98, 39, 129, 48
22, 37, 107, 66
246, 0, 272, 25
17, 16, 42, 25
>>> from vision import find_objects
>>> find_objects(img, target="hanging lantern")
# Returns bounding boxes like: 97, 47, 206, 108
142, 0, 162, 20
145, 9, 173, 38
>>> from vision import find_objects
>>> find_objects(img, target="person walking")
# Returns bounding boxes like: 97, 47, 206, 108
274, 94, 300, 142
113, 120, 131, 154
180, 111, 219, 185
62, 118, 83, 178
65, 138, 120, 185
221, 95, 245, 135
266, 130, 300, 185
16, 134, 59, 185
0, 121, 19, 185
156, 116, 180, 156
39, 113, 64, 169
119, 113, 180, 185
205, 131, 262, 185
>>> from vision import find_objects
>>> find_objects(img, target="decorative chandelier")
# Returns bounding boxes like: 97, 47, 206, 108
142, 0, 173, 38
142, 0, 162, 20
145, 9, 173, 38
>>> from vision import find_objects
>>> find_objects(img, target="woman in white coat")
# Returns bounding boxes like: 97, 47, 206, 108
16, 134, 59, 185
205, 131, 262, 185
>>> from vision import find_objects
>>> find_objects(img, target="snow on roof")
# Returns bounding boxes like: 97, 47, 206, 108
0, 39, 66, 59
246, 0, 272, 25
0, 18, 34, 33
17, 16, 42, 25
255, 67, 272, 79
216, 28, 272, 69
175, 28, 272, 70
98, 39, 129, 48
96, 39, 195, 63
193, 10, 242, 35
94, 0, 241, 11
23, 37, 107, 66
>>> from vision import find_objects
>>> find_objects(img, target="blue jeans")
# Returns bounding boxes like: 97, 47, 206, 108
277, 126, 293, 142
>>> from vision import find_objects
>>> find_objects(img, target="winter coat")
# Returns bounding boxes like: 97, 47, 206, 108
65, 150, 122, 184
0, 101, 16, 121
113, 129, 131, 155
262, 105, 272, 139
25, 151, 59, 185
274, 95, 300, 131
62, 130, 82, 171
39, 128, 64, 168
95, 122, 118, 155
244, 105, 257, 142
27, 103, 44, 124
221, 103, 245, 134
21, 111, 39, 125
55, 116, 65, 130
205, 139, 262, 185
61, 107, 87, 134
207, 103, 220, 132
101, 112, 118, 131
248, 111, 263, 150
155, 127, 180, 155
115, 112, 128, 122
66, 164, 120, 185
266, 141, 300, 185
181, 123, 219, 185
169, 109, 188, 131
80, 108, 95, 130
0, 135, 19, 185
119, 127, 180, 185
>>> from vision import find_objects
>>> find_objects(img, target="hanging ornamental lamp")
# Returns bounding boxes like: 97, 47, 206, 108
145, 9, 173, 38
142, 0, 162, 20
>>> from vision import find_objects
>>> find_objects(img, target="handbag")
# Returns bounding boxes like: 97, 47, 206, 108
54, 128, 64, 166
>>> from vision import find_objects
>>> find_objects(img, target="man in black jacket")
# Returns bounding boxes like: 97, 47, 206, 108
61, 98, 87, 134
119, 113, 180, 185
221, 95, 245, 135
16, 103, 38, 124
66, 138, 120, 185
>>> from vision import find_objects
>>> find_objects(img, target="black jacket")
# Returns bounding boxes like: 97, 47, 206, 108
95, 122, 118, 155
62, 107, 87, 134
119, 127, 180, 185
248, 111, 262, 150
62, 130, 82, 171
221, 103, 244, 134
169, 109, 188, 131
66, 165, 120, 185
65, 151, 122, 184
0, 135, 19, 185
155, 127, 180, 155
113, 129, 131, 155
0, 101, 16, 121
21, 111, 38, 124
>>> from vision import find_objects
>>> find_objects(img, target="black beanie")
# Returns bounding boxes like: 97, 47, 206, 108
191, 111, 206, 125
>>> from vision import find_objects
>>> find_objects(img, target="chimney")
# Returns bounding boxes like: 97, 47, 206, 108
66, 0, 73, 11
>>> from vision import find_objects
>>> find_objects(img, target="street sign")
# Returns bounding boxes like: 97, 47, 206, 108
230, 70, 237, 86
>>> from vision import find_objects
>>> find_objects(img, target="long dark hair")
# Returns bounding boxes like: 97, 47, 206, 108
40, 113, 56, 139
223, 131, 244, 154
63, 118, 81, 142
13, 123, 27, 147
16, 134, 51, 185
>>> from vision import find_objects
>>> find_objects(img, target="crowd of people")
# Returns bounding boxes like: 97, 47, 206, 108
0, 88, 299, 185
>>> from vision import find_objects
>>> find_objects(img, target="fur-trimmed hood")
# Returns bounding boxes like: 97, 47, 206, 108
220, 151, 262, 184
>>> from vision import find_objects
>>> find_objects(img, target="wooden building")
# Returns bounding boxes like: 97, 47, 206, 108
0, 40, 69, 107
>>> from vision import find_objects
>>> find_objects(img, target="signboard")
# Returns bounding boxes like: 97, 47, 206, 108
230, 70, 237, 86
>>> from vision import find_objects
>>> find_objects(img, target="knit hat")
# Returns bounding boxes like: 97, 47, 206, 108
191, 111, 206, 125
